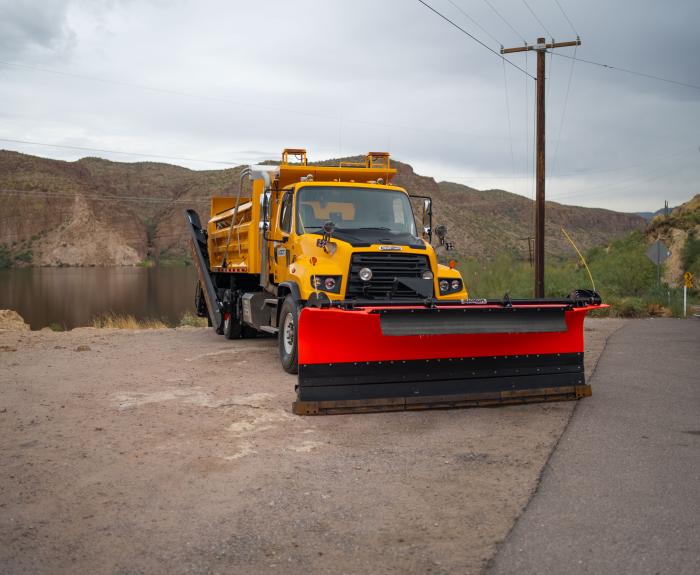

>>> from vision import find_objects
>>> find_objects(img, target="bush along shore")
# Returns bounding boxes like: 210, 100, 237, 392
456, 231, 698, 318
0, 310, 208, 331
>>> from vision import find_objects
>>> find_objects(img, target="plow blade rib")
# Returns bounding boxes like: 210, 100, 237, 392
294, 304, 599, 415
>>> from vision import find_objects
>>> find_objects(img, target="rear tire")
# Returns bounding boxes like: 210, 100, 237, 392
223, 290, 243, 339
214, 289, 225, 334
278, 295, 299, 374
223, 312, 242, 339
214, 316, 224, 335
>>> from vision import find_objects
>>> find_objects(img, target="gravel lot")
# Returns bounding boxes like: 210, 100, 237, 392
0, 318, 623, 574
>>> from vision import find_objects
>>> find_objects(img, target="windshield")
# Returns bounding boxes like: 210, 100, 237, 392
295, 186, 417, 236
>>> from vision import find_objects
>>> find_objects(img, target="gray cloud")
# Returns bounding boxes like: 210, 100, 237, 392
0, 0, 698, 212
0, 0, 76, 59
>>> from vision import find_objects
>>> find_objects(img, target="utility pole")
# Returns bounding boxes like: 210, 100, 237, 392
501, 37, 581, 297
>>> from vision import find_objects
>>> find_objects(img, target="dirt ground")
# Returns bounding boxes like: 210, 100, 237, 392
0, 318, 624, 575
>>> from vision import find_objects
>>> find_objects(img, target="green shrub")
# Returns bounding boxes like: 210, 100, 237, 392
179, 311, 208, 327
586, 231, 656, 297
0, 244, 12, 268
455, 229, 691, 316
607, 296, 647, 318
681, 231, 700, 283
14, 250, 33, 264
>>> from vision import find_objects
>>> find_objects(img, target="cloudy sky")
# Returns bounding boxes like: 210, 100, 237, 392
1, 0, 698, 212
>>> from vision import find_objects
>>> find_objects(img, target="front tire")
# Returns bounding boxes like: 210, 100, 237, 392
278, 295, 299, 374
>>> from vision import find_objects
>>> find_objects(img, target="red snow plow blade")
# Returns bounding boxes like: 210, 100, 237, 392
293, 298, 605, 415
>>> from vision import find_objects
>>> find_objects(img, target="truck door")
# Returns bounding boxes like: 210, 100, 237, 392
274, 191, 293, 283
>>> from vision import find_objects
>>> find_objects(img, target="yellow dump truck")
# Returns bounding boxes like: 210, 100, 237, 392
186, 148, 603, 415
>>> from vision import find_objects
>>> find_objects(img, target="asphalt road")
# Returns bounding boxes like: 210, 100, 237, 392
488, 318, 700, 575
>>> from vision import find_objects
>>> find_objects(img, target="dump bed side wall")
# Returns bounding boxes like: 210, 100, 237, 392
206, 179, 265, 273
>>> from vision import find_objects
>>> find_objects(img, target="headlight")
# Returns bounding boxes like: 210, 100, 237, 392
439, 278, 462, 295
359, 267, 373, 282
310, 275, 341, 294
422, 270, 433, 280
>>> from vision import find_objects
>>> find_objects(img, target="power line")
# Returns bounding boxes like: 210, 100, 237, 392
521, 0, 553, 38
551, 52, 700, 90
502, 59, 516, 178
545, 44, 554, 185
546, 43, 554, 126
550, 163, 683, 202
446, 0, 502, 48
0, 59, 331, 121
436, 145, 699, 180
0, 59, 521, 141
550, 44, 577, 182
549, 148, 699, 201
0, 137, 262, 166
416, 0, 535, 79
524, 52, 532, 200
553, 0, 578, 36
482, 0, 527, 43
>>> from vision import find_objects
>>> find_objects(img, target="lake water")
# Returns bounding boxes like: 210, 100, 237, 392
0, 267, 200, 330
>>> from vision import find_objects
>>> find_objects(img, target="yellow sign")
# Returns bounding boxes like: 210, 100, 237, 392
684, 271, 694, 288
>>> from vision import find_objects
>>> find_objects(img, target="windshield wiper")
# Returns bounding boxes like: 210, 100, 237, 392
354, 227, 393, 231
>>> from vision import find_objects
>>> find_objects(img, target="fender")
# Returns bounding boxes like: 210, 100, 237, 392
278, 281, 303, 305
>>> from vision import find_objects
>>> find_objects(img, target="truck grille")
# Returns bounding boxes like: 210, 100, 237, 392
346, 252, 432, 300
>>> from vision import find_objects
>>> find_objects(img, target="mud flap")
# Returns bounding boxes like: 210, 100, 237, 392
293, 304, 600, 415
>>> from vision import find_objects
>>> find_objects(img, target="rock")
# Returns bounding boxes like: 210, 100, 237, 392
0, 310, 30, 331
75, 345, 91, 352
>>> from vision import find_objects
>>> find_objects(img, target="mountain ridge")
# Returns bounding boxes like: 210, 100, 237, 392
0, 149, 648, 267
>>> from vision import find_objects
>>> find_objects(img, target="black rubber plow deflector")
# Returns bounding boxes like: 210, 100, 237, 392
294, 352, 588, 415
378, 307, 568, 336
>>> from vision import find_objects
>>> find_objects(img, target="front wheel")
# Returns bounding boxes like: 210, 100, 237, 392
278, 295, 299, 374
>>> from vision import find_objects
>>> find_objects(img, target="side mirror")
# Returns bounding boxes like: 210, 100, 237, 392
317, 220, 336, 251
435, 224, 447, 241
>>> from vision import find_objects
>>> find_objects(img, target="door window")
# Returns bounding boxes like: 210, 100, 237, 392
279, 192, 293, 233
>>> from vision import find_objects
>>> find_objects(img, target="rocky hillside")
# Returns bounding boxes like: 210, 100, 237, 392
391, 164, 646, 260
645, 194, 700, 286
0, 150, 647, 266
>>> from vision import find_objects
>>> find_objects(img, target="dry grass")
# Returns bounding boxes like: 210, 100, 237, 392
91, 312, 167, 329
90, 311, 207, 329
179, 312, 208, 327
